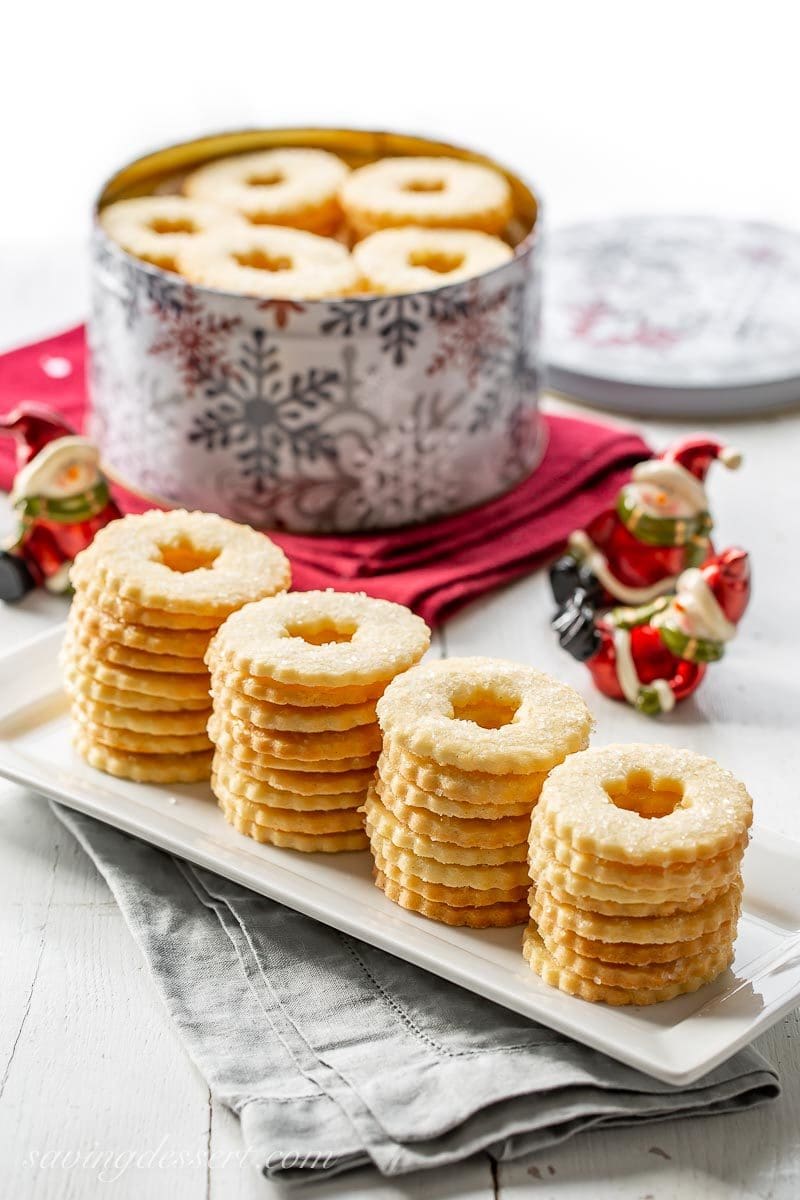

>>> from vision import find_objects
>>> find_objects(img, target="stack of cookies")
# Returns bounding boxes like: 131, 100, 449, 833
206, 591, 430, 851
525, 744, 752, 1005
62, 510, 290, 783
370, 658, 593, 926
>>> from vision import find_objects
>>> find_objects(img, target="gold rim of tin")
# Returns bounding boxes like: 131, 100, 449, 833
96, 126, 539, 234
93, 127, 541, 301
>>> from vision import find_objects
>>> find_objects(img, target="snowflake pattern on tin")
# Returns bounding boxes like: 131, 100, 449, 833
336, 391, 465, 529
149, 288, 240, 396
187, 333, 382, 528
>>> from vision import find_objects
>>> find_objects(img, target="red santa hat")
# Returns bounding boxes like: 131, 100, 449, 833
664, 436, 742, 480
631, 435, 742, 513
0, 404, 77, 470
701, 547, 751, 625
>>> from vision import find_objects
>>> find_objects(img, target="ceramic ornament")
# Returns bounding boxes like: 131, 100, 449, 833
550, 435, 751, 714
0, 403, 121, 602
558, 548, 752, 715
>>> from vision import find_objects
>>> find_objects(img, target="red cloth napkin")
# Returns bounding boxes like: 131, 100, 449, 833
0, 326, 649, 625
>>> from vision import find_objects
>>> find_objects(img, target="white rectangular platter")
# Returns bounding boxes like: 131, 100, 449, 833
1, 625, 798, 1085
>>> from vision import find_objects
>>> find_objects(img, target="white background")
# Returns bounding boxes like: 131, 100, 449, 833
2, 4, 800, 1198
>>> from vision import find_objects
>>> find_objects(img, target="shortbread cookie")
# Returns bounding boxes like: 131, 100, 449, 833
209, 684, 378, 733
177, 225, 358, 299
73, 719, 212, 755
211, 667, 386, 707
68, 628, 207, 674
73, 734, 213, 783
211, 748, 376, 795
213, 758, 364, 811
377, 657, 592, 774
364, 791, 527, 865
340, 156, 513, 238
374, 850, 528, 909
208, 718, 377, 772
99, 196, 245, 271
532, 879, 729, 919
369, 827, 529, 891
528, 882, 742, 945
208, 708, 381, 760
207, 590, 430, 686
211, 744, 377, 775
64, 668, 211, 712
183, 148, 349, 234
69, 598, 215, 656
62, 648, 210, 700
538, 915, 736, 966
374, 871, 528, 928
529, 810, 746, 890
538, 930, 736, 990
381, 744, 543, 808
71, 698, 211, 736
523, 924, 734, 1006
536, 744, 753, 865
71, 510, 290, 618
376, 778, 531, 848
377, 767, 532, 819
77, 584, 224, 630
354, 227, 512, 293
221, 802, 369, 853
213, 776, 364, 834
528, 844, 736, 906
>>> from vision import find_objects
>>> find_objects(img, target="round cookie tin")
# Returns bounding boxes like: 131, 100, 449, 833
88, 128, 544, 533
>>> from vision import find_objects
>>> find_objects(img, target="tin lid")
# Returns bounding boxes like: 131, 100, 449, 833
543, 215, 800, 417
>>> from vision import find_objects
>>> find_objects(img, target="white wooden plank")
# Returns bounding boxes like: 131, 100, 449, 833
208, 1100, 494, 1199
496, 1019, 799, 1200
0, 788, 211, 1200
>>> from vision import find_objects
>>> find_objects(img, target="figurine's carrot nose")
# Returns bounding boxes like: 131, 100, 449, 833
65, 465, 81, 481
654, 490, 669, 506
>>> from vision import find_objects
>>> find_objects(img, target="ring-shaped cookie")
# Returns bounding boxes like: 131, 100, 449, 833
537, 744, 753, 865
364, 789, 527, 865
176, 225, 358, 299
522, 924, 734, 1006
99, 196, 245, 271
70, 510, 290, 618
376, 781, 531, 849
376, 657, 592, 775
207, 590, 430, 686
380, 743, 545, 807
183, 148, 349, 234
354, 227, 512, 294
340, 156, 513, 238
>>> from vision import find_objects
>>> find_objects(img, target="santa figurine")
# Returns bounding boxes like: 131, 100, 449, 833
550, 435, 742, 611
0, 404, 121, 602
554, 547, 750, 715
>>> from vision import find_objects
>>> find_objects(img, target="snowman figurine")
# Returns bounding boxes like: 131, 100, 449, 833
550, 435, 742, 616
0, 404, 121, 602
575, 547, 751, 715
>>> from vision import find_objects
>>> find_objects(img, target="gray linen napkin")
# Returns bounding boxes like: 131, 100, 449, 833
53, 803, 779, 1186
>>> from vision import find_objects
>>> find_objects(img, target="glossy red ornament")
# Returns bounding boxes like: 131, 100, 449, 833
584, 548, 751, 716
550, 434, 742, 610
0, 403, 121, 602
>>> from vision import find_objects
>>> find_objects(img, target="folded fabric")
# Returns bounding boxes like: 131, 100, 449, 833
55, 804, 779, 1186
0, 326, 650, 624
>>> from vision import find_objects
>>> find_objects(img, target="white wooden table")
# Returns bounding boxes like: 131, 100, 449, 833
1, 245, 799, 1200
